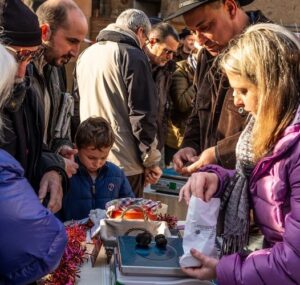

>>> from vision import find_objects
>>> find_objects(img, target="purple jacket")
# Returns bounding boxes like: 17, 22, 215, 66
205, 109, 300, 285
0, 149, 67, 285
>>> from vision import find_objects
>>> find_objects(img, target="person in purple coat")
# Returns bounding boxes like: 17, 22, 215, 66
179, 23, 300, 285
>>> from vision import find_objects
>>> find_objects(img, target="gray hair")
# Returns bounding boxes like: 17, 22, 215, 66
116, 9, 151, 35
0, 43, 17, 134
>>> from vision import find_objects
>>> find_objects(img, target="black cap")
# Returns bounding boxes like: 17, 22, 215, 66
0, 0, 42, 47
165, 0, 255, 21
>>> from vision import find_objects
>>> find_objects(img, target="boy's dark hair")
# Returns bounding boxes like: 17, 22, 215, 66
75, 117, 115, 149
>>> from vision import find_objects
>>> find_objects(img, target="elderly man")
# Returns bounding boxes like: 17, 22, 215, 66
75, 9, 162, 197
144, 23, 180, 153
166, 0, 268, 173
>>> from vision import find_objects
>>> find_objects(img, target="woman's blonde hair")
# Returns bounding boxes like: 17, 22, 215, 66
220, 23, 300, 161
0, 44, 17, 132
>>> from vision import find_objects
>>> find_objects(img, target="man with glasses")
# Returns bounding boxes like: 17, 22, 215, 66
144, 22, 180, 158
0, 0, 68, 214
75, 9, 162, 197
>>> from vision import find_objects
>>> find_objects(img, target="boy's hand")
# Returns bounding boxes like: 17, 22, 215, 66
144, 166, 162, 186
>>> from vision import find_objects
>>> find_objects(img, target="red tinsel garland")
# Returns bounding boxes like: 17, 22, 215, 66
156, 213, 178, 229
40, 224, 87, 285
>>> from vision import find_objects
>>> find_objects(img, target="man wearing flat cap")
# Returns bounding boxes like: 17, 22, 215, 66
167, 0, 269, 173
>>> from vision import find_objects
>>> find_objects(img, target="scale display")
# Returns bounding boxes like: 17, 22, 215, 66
151, 174, 188, 195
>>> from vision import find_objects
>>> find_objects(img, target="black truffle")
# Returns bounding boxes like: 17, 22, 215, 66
135, 231, 152, 247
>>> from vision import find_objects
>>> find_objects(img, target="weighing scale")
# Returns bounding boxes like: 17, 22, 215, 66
117, 236, 185, 277
150, 168, 188, 195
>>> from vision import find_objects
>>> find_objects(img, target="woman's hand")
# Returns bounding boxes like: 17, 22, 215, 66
179, 172, 219, 204
181, 249, 218, 280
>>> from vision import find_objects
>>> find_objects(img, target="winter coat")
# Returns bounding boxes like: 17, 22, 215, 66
0, 77, 67, 191
62, 159, 135, 221
29, 60, 73, 152
181, 11, 269, 169
75, 24, 161, 176
0, 149, 67, 285
204, 107, 300, 285
152, 60, 176, 150
166, 59, 196, 149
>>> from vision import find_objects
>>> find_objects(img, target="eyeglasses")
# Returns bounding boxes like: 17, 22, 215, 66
162, 48, 177, 56
5, 46, 45, 62
148, 38, 177, 56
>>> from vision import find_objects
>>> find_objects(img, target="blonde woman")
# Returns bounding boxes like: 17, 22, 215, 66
179, 23, 300, 285
0, 44, 67, 285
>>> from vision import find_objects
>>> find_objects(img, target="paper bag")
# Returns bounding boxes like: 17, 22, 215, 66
180, 196, 220, 267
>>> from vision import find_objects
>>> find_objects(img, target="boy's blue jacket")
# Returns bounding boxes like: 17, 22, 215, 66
62, 159, 134, 221
0, 149, 67, 285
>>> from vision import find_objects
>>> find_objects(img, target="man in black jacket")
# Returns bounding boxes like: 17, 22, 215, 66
166, 0, 268, 173
31, 0, 88, 179
0, 0, 67, 213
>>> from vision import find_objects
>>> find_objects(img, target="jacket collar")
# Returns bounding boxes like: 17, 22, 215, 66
96, 23, 141, 50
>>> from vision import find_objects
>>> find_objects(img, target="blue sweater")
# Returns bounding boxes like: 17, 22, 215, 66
62, 160, 134, 221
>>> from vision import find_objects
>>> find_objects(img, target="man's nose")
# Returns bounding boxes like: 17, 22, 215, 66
166, 52, 174, 60
70, 44, 81, 57
196, 31, 208, 45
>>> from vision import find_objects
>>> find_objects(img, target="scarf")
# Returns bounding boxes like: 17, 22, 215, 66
219, 116, 255, 255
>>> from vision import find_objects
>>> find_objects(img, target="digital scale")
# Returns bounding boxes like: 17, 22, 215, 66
150, 168, 188, 195
111, 235, 213, 285
117, 236, 185, 277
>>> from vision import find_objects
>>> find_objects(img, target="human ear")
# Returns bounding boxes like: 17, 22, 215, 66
41, 24, 51, 41
225, 0, 237, 18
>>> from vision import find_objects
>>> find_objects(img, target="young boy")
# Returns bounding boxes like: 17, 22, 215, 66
62, 117, 135, 221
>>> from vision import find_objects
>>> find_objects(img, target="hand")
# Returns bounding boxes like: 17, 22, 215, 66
38, 170, 63, 213
59, 145, 78, 160
59, 145, 79, 177
144, 166, 162, 186
178, 172, 219, 204
181, 248, 218, 280
63, 157, 79, 178
173, 147, 198, 174
183, 146, 217, 174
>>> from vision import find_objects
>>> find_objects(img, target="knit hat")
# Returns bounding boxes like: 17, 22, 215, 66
0, 0, 42, 46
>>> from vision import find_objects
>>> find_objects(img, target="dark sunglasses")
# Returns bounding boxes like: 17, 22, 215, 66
162, 48, 176, 56
5, 46, 45, 62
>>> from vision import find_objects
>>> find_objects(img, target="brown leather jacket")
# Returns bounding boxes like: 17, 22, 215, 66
181, 10, 269, 169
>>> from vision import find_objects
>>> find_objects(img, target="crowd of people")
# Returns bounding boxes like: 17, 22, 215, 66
0, 0, 299, 284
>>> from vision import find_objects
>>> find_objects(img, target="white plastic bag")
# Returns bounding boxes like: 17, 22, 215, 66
180, 196, 220, 267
